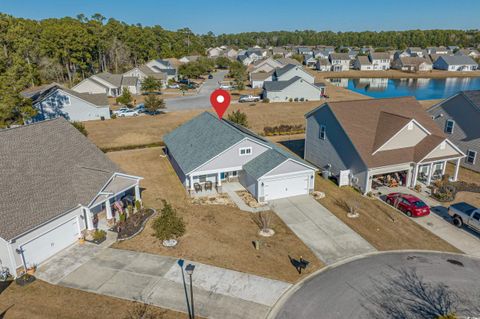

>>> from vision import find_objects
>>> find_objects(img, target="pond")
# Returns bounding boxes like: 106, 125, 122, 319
327, 77, 480, 100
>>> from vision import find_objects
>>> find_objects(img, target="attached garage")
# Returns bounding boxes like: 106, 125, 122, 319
262, 174, 310, 201
21, 217, 80, 268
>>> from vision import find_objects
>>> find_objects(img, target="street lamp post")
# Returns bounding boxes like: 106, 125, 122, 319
185, 263, 196, 318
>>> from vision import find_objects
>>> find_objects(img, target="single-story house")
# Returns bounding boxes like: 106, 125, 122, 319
391, 57, 433, 72
0, 118, 143, 275
316, 58, 331, 72
305, 97, 465, 194
273, 64, 315, 83
250, 71, 274, 89
207, 47, 223, 58
428, 90, 480, 173
72, 72, 141, 97
164, 112, 317, 202
21, 83, 110, 122
263, 76, 325, 102
250, 57, 283, 74
433, 55, 478, 71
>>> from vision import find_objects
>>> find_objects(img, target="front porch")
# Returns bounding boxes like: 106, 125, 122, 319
187, 169, 240, 197
84, 174, 143, 235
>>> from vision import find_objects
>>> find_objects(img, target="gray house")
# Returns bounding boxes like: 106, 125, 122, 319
0, 118, 142, 275
21, 84, 110, 122
305, 97, 464, 194
263, 76, 325, 102
433, 55, 478, 71
427, 91, 480, 172
164, 112, 317, 202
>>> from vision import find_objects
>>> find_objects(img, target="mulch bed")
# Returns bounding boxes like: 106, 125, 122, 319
114, 208, 155, 240
431, 181, 480, 202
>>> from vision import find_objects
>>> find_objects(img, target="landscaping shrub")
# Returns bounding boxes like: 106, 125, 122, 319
262, 98, 270, 103
135, 200, 142, 213
92, 229, 106, 241
71, 121, 88, 136
227, 109, 249, 127
263, 124, 304, 136
152, 200, 185, 240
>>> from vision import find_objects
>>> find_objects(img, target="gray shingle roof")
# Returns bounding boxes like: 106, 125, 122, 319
274, 64, 298, 77
0, 118, 121, 240
263, 76, 301, 91
164, 112, 313, 177
463, 90, 480, 109
329, 53, 350, 61
95, 72, 123, 87
121, 76, 138, 86
21, 84, 109, 107
438, 55, 477, 65
243, 149, 286, 180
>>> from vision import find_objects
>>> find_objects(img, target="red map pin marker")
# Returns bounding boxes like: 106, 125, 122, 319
210, 89, 231, 119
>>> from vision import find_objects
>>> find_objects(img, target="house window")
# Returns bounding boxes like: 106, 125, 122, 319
64, 96, 71, 105
239, 147, 252, 156
319, 125, 326, 140
445, 119, 455, 134
466, 150, 477, 165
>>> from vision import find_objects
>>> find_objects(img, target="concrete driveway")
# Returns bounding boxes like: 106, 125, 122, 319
271, 251, 480, 319
271, 196, 376, 265
378, 186, 480, 257
166, 70, 229, 111
38, 247, 290, 319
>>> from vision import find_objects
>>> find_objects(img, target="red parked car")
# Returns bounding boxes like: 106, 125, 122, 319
385, 193, 430, 217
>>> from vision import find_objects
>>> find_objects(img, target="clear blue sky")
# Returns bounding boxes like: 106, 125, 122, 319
1, 0, 479, 34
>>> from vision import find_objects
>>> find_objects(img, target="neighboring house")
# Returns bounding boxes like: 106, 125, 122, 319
433, 55, 478, 71
123, 64, 168, 88
250, 71, 274, 89
179, 55, 200, 64
455, 49, 480, 59
305, 97, 465, 194
263, 76, 325, 102
297, 47, 313, 55
0, 118, 143, 275
271, 47, 291, 57
353, 56, 373, 70
448, 46, 459, 52
164, 112, 317, 202
394, 50, 411, 60
21, 84, 110, 122
369, 52, 391, 70
145, 59, 178, 81
225, 48, 238, 59
427, 47, 451, 55
407, 47, 424, 57
329, 53, 350, 71
72, 72, 141, 97
427, 90, 480, 173
276, 57, 302, 66
207, 47, 223, 58
303, 54, 317, 68
250, 57, 283, 74
316, 58, 332, 72
273, 64, 315, 83
313, 50, 330, 59
391, 57, 433, 72
238, 54, 253, 66
429, 53, 451, 64
347, 50, 358, 60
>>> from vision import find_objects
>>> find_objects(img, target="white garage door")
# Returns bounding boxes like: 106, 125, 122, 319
21, 217, 80, 268
263, 175, 309, 201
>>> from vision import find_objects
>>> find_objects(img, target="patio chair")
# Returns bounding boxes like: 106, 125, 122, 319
194, 183, 202, 193
204, 181, 213, 191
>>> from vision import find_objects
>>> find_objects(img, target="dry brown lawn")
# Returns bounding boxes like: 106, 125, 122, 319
0, 280, 186, 319
107, 147, 323, 283
85, 82, 368, 150
444, 163, 480, 208
314, 175, 461, 253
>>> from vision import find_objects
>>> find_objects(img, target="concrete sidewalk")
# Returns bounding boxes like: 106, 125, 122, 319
39, 248, 291, 319
223, 182, 270, 213
378, 186, 480, 257
271, 196, 376, 265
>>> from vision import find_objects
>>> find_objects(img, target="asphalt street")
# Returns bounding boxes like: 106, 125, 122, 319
272, 252, 480, 319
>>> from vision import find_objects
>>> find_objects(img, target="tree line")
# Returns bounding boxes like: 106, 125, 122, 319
1, 12, 479, 126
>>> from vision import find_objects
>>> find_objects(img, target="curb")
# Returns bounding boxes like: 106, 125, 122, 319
265, 249, 479, 319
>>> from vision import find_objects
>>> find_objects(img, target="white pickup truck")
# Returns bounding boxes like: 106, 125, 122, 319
448, 202, 480, 232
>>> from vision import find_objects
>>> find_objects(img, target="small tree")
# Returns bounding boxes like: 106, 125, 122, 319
116, 88, 133, 107
141, 76, 162, 93
152, 200, 185, 241
144, 95, 165, 113
215, 56, 231, 69
71, 121, 88, 136
227, 109, 249, 127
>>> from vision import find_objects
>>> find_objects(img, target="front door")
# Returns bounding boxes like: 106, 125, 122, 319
417, 165, 430, 183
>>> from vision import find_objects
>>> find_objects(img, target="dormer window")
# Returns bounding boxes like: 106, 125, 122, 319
239, 147, 252, 156
445, 119, 455, 134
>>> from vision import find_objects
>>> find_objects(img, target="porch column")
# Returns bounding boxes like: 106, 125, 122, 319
406, 167, 412, 187
85, 207, 95, 230
217, 172, 222, 187
412, 164, 419, 187
427, 162, 434, 185
189, 175, 194, 190
105, 198, 113, 220
453, 158, 461, 181
442, 161, 447, 176
134, 183, 142, 203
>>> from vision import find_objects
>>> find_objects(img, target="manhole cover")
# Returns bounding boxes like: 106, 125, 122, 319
447, 259, 464, 267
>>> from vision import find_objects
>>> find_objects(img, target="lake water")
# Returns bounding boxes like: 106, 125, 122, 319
327, 77, 480, 100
